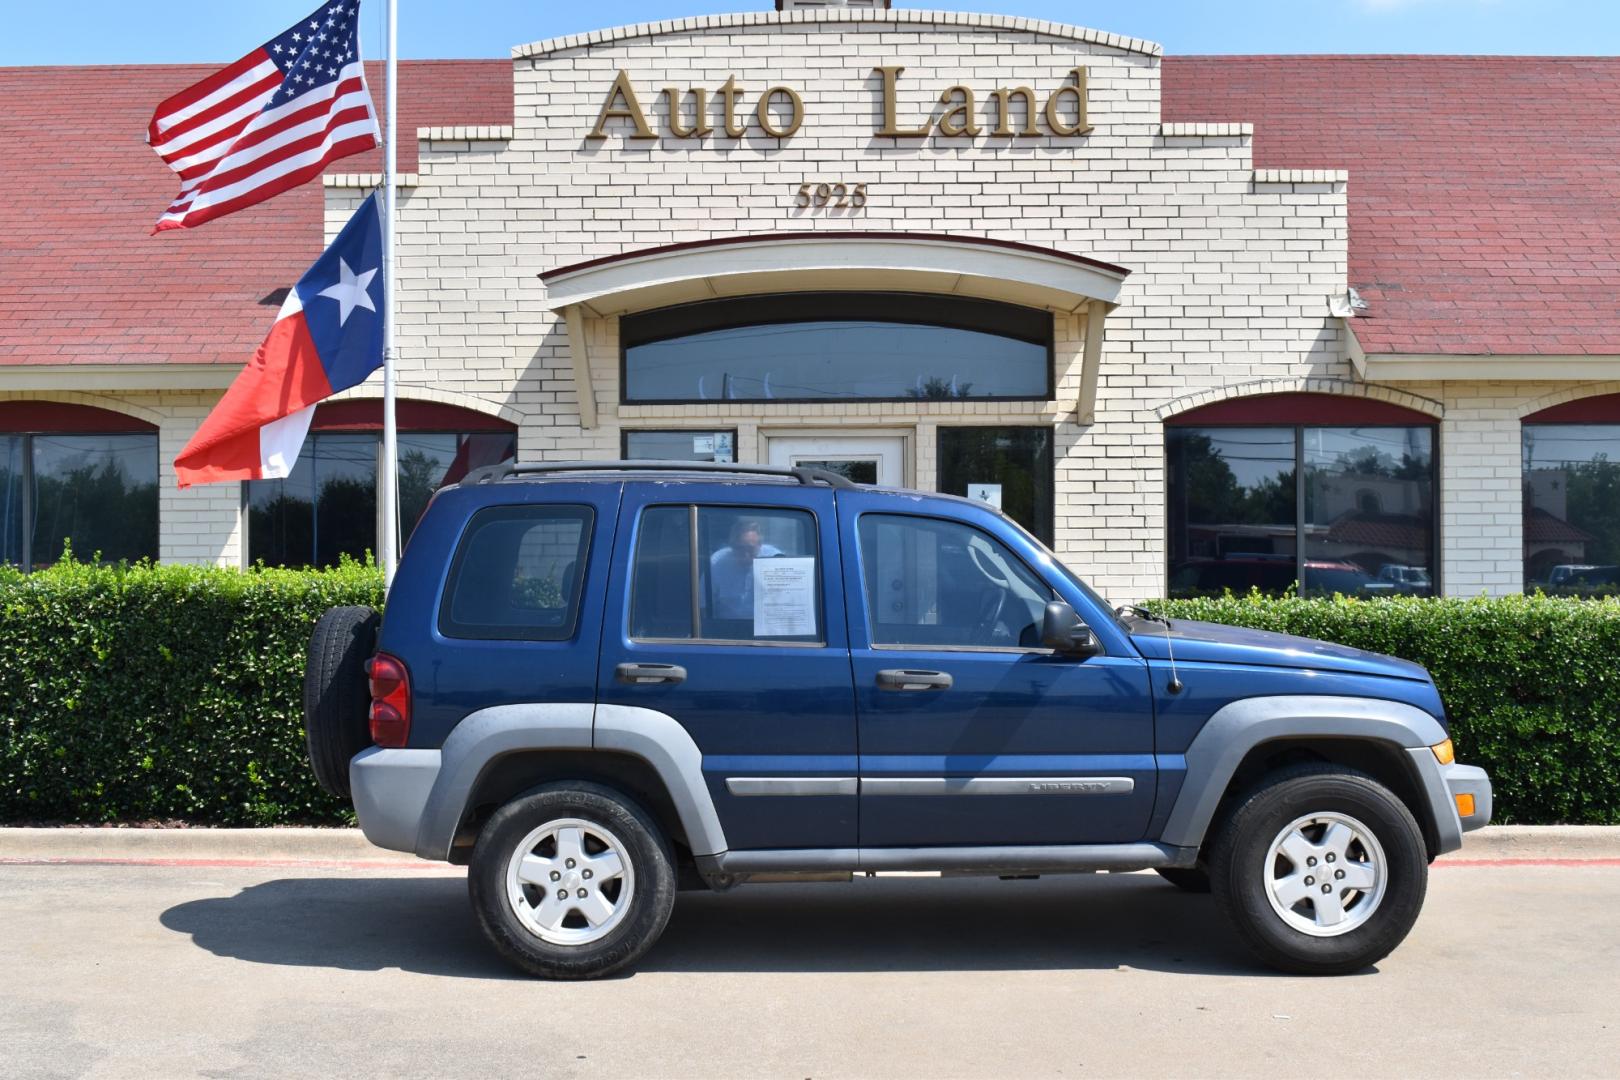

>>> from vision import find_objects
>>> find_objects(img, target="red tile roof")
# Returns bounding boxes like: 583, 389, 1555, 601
1162, 55, 1620, 357
0, 61, 510, 368
2, 54, 1617, 368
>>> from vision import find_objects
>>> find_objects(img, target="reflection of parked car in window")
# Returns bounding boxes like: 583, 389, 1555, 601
303, 461, 1489, 981
1564, 565, 1620, 588
1376, 565, 1432, 594
1304, 561, 1392, 596
1548, 564, 1602, 587
1173, 558, 1392, 597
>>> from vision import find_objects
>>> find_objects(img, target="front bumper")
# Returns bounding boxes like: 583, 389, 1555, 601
349, 746, 442, 854
1407, 748, 1493, 855
1443, 762, 1493, 832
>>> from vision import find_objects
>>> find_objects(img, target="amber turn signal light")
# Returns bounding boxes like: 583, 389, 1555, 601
1454, 792, 1476, 819
1431, 738, 1455, 765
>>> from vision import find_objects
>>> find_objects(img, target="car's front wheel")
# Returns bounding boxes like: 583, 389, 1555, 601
1209, 764, 1428, 975
468, 782, 677, 980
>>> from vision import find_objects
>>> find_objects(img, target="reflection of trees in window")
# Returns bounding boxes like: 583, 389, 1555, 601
1324, 446, 1431, 481
31, 459, 159, 566
1564, 455, 1620, 566
1169, 423, 1435, 598
248, 474, 376, 568
399, 448, 443, 538
908, 377, 974, 401
1175, 432, 1295, 526
1523, 421, 1620, 595
247, 431, 516, 568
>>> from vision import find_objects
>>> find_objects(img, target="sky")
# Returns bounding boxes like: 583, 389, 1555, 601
4, 0, 1618, 65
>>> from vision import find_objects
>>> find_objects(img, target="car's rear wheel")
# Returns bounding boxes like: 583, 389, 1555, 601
302, 605, 380, 799
1209, 764, 1428, 975
469, 783, 677, 980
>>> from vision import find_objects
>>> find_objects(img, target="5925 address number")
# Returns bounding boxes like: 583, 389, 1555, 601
795, 182, 868, 209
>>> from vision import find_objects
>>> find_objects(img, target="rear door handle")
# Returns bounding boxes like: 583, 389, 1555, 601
876, 669, 953, 692
615, 662, 687, 685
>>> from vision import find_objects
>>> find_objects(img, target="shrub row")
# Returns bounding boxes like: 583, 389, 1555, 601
3, 560, 1614, 825
0, 559, 381, 825
1151, 593, 1620, 825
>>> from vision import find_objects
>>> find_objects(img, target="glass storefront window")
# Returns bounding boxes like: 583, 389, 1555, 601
937, 426, 1055, 546
1, 436, 22, 567
1168, 424, 1435, 598
622, 294, 1052, 403
0, 429, 159, 571
622, 430, 736, 462
248, 430, 516, 568
1167, 427, 1297, 596
1523, 423, 1620, 595
1302, 427, 1434, 597
31, 435, 160, 566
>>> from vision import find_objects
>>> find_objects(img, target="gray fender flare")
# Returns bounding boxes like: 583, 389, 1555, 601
412, 702, 728, 860
1159, 695, 1461, 855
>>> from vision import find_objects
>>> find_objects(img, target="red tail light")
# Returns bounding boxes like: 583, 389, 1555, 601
365, 653, 411, 748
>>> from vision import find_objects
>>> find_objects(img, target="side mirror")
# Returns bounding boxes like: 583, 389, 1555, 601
1041, 601, 1102, 657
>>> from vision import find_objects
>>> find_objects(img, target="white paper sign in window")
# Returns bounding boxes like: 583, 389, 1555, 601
752, 557, 817, 637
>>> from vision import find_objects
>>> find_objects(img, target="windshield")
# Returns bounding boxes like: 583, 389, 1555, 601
996, 511, 1128, 633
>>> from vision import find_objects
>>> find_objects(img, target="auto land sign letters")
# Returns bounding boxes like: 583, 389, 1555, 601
586, 66, 1092, 141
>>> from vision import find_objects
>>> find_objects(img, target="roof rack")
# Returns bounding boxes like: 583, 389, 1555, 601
457, 459, 858, 490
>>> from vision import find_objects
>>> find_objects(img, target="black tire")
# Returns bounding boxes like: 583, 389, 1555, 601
469, 782, 677, 980
1155, 866, 1212, 893
1208, 764, 1428, 975
302, 605, 379, 799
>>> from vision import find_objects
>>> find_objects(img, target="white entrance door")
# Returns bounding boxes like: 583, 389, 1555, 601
767, 434, 906, 487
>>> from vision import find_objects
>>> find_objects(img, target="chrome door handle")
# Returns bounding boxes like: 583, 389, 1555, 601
615, 662, 687, 685
876, 669, 953, 691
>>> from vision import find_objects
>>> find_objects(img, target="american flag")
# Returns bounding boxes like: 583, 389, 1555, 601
147, 1, 380, 233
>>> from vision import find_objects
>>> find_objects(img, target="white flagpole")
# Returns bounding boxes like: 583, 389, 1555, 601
379, 0, 400, 589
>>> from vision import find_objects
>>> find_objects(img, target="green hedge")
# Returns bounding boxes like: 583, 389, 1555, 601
1150, 593, 1620, 825
3, 560, 1615, 825
0, 558, 381, 825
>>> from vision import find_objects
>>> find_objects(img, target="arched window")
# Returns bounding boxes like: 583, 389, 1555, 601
246, 401, 516, 568
1164, 393, 1438, 598
1522, 393, 1620, 596
0, 402, 158, 570
620, 293, 1053, 403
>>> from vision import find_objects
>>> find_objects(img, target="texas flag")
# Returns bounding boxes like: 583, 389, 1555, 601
176, 194, 384, 487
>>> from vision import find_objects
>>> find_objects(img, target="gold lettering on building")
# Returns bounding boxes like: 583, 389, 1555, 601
663, 87, 713, 138
988, 86, 1038, 137
587, 70, 656, 140
935, 85, 981, 138
586, 68, 1092, 142
1044, 68, 1092, 136
874, 66, 932, 138
756, 86, 806, 138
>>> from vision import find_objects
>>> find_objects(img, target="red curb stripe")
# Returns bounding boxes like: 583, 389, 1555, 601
0, 856, 462, 871
1436, 857, 1620, 867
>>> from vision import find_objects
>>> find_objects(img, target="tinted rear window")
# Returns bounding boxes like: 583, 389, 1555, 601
439, 504, 593, 641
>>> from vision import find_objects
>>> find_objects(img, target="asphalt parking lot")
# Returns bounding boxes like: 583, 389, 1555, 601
2, 835, 1617, 1079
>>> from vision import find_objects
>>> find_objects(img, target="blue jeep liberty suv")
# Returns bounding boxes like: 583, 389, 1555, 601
303, 461, 1492, 979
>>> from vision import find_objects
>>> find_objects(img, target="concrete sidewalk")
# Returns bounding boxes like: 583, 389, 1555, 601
2, 824, 1618, 863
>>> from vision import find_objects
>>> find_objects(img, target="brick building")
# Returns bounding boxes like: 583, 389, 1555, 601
3, 2, 1619, 599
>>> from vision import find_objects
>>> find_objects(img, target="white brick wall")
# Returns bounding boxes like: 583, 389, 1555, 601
319, 11, 1359, 601
70, 10, 1595, 600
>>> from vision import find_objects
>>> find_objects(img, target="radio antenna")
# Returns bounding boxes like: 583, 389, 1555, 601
1120, 605, 1183, 695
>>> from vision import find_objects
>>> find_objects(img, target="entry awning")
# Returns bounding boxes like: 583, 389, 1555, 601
538, 232, 1131, 427
538, 232, 1129, 315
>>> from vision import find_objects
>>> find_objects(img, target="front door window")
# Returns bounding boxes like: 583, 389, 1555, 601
767, 435, 905, 487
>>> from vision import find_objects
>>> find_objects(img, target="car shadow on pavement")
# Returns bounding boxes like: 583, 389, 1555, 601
160, 871, 1318, 979
160, 874, 521, 981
